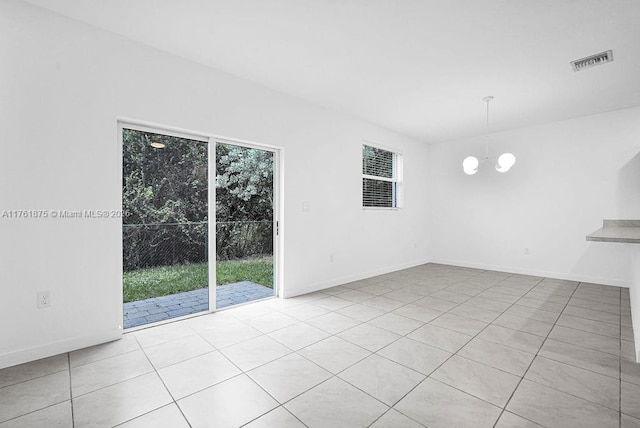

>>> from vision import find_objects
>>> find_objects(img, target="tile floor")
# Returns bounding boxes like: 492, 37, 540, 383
1, 263, 639, 427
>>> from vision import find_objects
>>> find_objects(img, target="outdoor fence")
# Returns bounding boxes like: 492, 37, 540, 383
123, 220, 273, 271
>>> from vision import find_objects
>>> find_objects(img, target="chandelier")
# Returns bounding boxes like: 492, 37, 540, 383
462, 96, 516, 175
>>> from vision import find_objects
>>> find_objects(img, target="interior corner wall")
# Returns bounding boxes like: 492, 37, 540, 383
0, 0, 430, 368
428, 106, 640, 286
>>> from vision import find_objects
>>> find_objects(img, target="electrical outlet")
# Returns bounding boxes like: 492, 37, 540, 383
37, 291, 51, 308
524, 248, 531, 255
329, 253, 334, 262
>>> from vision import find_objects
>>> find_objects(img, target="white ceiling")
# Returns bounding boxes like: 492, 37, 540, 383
23, 0, 640, 143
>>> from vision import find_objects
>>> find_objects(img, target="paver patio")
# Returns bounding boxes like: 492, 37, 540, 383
123, 281, 274, 328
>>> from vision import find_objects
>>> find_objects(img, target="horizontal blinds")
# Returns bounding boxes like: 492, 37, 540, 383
362, 144, 401, 208
363, 178, 395, 207
363, 145, 393, 178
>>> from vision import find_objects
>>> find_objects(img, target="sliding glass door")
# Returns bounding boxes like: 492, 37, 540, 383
122, 127, 209, 328
214, 141, 277, 309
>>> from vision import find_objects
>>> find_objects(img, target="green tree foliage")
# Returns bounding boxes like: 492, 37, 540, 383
122, 130, 274, 270
122, 129, 208, 270
215, 143, 274, 259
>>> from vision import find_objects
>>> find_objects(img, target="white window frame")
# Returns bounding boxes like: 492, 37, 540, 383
362, 142, 403, 210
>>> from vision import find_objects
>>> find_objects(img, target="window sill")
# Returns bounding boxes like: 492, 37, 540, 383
362, 207, 401, 211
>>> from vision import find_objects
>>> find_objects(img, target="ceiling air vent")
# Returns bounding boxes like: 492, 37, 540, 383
571, 50, 613, 72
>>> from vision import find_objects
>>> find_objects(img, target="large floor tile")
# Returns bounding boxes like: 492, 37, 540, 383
219, 335, 291, 371
448, 303, 501, 323
538, 338, 619, 378
336, 303, 386, 322
548, 325, 620, 356
504, 305, 560, 323
143, 334, 214, 369
134, 322, 196, 348
281, 303, 330, 321
383, 290, 424, 304
70, 335, 140, 368
182, 311, 240, 332
414, 296, 460, 312
430, 289, 471, 304
369, 313, 424, 335
306, 312, 361, 334
73, 372, 172, 427
377, 337, 451, 375
392, 304, 442, 323
574, 289, 620, 305
623, 414, 640, 428
118, 403, 190, 428
476, 324, 544, 354
71, 349, 153, 397
523, 290, 571, 305
338, 323, 401, 352
0, 354, 68, 388
335, 289, 376, 302
525, 356, 619, 410
517, 297, 566, 313
458, 337, 534, 376
568, 297, 620, 314
553, 314, 618, 338
158, 351, 241, 399
478, 290, 521, 304
0, 371, 69, 422
562, 305, 620, 325
339, 354, 424, 405
298, 336, 370, 374
0, 400, 71, 428
465, 296, 512, 312
362, 295, 406, 311
395, 378, 501, 428
358, 284, 394, 296
492, 312, 554, 337
244, 312, 299, 333
285, 377, 388, 428
178, 374, 278, 428
429, 313, 488, 336
407, 324, 472, 353
369, 409, 424, 428
311, 296, 353, 311
198, 322, 262, 349
506, 379, 618, 428
622, 358, 640, 386
432, 355, 520, 407
494, 411, 543, 427
248, 353, 331, 403
622, 381, 640, 419
227, 300, 278, 320
244, 406, 306, 428
268, 322, 330, 350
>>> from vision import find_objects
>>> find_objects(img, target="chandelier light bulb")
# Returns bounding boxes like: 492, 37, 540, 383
496, 152, 516, 172
463, 156, 479, 175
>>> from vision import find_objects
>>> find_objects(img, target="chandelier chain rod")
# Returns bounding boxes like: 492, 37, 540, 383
485, 97, 490, 158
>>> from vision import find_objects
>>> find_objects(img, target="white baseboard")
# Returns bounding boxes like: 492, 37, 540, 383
0, 328, 122, 370
429, 258, 631, 288
284, 258, 432, 297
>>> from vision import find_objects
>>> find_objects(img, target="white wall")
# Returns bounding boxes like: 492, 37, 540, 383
429, 106, 640, 286
0, 0, 430, 368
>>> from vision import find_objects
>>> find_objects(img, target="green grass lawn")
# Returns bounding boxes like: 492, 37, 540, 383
123, 256, 273, 302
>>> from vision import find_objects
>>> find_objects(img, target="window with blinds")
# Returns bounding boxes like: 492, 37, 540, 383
362, 144, 403, 208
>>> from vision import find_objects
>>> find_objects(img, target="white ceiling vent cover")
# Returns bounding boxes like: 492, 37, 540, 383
571, 50, 613, 72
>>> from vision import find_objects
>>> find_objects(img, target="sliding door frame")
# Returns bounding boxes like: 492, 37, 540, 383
210, 137, 281, 310
118, 118, 282, 321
